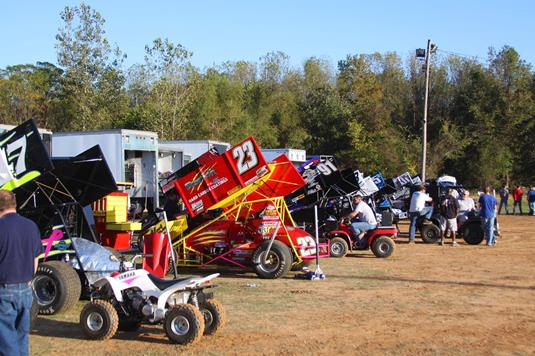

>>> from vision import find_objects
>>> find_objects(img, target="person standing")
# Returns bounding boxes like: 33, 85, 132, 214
439, 188, 460, 246
408, 185, 433, 243
0, 190, 43, 356
497, 184, 509, 215
345, 194, 377, 240
479, 187, 497, 246
527, 186, 535, 216
513, 185, 523, 215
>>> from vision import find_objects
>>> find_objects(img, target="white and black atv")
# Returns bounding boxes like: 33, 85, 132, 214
70, 238, 225, 345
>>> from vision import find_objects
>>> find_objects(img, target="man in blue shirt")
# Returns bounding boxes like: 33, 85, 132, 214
479, 187, 497, 246
527, 186, 535, 216
0, 190, 43, 356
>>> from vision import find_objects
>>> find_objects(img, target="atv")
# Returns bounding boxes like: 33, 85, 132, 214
324, 217, 397, 258
73, 238, 224, 345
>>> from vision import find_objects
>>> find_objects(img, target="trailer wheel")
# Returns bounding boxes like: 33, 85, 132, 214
329, 237, 348, 258
34, 261, 81, 315
371, 236, 395, 258
462, 222, 485, 245
252, 240, 292, 279
420, 223, 441, 243
200, 299, 226, 335
80, 300, 119, 340
164, 304, 204, 345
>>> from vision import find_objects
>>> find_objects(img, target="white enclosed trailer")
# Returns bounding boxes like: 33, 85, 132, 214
161, 140, 230, 162
52, 129, 159, 208
261, 148, 307, 167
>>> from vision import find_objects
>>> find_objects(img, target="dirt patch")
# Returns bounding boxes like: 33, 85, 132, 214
30, 215, 535, 355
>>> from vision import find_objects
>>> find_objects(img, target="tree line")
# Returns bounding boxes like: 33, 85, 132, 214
1, 3, 534, 187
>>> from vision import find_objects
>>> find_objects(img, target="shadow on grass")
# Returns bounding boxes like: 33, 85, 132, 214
32, 318, 171, 344
329, 274, 535, 291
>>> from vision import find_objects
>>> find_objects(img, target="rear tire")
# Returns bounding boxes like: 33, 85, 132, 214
80, 300, 119, 340
329, 237, 348, 258
200, 299, 226, 335
371, 236, 395, 258
164, 304, 204, 345
420, 223, 441, 243
34, 261, 81, 315
252, 240, 292, 279
462, 222, 485, 245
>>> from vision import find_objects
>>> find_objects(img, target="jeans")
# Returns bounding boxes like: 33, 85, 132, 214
350, 222, 376, 237
498, 198, 509, 214
0, 283, 32, 356
513, 201, 522, 215
529, 201, 535, 215
408, 206, 434, 241
482, 216, 496, 245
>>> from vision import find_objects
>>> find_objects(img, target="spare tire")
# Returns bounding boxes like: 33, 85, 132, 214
252, 240, 292, 279
34, 261, 81, 315
462, 222, 485, 245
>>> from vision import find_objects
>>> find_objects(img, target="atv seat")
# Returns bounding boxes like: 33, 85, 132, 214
148, 273, 199, 291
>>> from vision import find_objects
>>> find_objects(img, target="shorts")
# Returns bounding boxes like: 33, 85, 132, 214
446, 218, 457, 232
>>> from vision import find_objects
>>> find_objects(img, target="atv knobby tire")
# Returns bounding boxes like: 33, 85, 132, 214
371, 236, 395, 258
329, 237, 349, 258
420, 223, 441, 243
34, 261, 81, 315
462, 222, 485, 245
252, 240, 293, 279
80, 300, 119, 340
164, 304, 205, 345
200, 299, 226, 335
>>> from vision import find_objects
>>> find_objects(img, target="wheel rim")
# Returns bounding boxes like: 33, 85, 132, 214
86, 312, 104, 332
258, 251, 280, 273
33, 275, 57, 306
202, 309, 213, 327
170, 315, 190, 336
331, 241, 344, 255
378, 241, 390, 254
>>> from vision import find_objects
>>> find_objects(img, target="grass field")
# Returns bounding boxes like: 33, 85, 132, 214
30, 215, 535, 355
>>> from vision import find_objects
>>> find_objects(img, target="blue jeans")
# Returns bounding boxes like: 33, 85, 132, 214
0, 283, 32, 356
409, 206, 434, 241
350, 222, 376, 237
529, 201, 535, 215
513, 201, 522, 215
498, 198, 509, 214
482, 216, 496, 245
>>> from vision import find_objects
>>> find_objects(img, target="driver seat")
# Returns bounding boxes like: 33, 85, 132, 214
147, 273, 199, 291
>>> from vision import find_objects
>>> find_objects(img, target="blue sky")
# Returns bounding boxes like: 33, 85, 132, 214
1, 1, 534, 70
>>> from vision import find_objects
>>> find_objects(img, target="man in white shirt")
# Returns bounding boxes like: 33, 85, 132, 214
458, 189, 476, 226
408, 185, 433, 243
345, 194, 377, 239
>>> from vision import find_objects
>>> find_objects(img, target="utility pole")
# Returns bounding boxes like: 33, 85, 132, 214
416, 39, 436, 183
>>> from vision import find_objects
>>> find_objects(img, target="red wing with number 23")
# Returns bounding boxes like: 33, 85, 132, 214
174, 137, 270, 217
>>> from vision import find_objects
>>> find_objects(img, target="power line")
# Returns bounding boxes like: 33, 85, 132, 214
436, 49, 482, 62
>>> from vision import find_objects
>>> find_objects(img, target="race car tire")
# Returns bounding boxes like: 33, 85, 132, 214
252, 240, 293, 279
329, 237, 349, 258
34, 261, 81, 315
164, 304, 204, 345
420, 223, 441, 243
200, 299, 226, 335
80, 300, 119, 340
371, 236, 395, 258
462, 222, 485, 245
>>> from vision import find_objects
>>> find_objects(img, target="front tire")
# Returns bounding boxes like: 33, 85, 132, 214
252, 240, 293, 279
200, 299, 226, 335
371, 236, 395, 258
80, 300, 119, 340
164, 304, 204, 345
420, 223, 441, 243
34, 261, 81, 315
329, 237, 349, 258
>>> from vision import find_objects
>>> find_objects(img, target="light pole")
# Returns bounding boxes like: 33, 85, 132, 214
416, 39, 436, 183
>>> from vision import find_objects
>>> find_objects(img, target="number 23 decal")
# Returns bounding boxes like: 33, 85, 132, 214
232, 139, 259, 175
